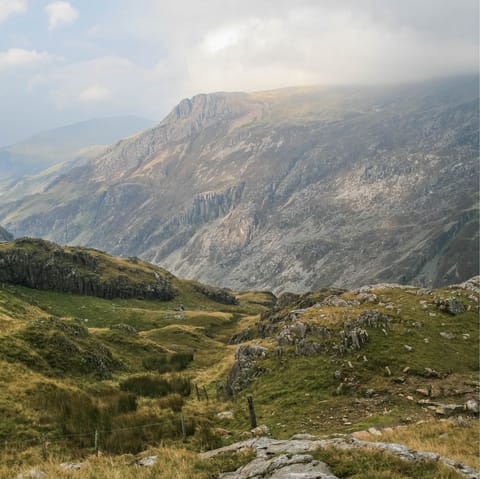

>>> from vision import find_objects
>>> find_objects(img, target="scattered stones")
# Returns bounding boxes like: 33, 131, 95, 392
385, 366, 392, 376
404, 345, 413, 352
322, 296, 351, 307
368, 427, 382, 436
59, 463, 84, 470
357, 292, 377, 303
431, 403, 465, 416
132, 455, 158, 466
365, 388, 375, 397
435, 297, 465, 315
251, 424, 271, 437
417, 288, 433, 295
423, 368, 442, 379
440, 332, 455, 340
449, 276, 480, 294
290, 433, 317, 440
416, 388, 432, 397
465, 399, 479, 414
16, 470, 45, 479
217, 411, 234, 420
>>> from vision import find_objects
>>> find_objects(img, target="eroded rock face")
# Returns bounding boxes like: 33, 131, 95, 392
225, 345, 268, 396
0, 238, 176, 301
4, 78, 478, 294
191, 282, 238, 305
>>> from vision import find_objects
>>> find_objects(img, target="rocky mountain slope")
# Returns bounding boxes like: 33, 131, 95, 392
0, 116, 155, 202
1, 76, 478, 292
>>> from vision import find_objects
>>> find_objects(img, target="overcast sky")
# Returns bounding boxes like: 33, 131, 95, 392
0, 0, 478, 146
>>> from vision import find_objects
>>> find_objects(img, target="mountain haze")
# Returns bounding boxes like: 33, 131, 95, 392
1, 76, 478, 293
0, 116, 155, 201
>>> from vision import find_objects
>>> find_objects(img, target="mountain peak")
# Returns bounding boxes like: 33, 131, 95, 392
1, 77, 478, 293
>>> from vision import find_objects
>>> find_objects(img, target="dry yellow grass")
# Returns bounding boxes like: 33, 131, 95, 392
358, 419, 480, 469
0, 446, 254, 479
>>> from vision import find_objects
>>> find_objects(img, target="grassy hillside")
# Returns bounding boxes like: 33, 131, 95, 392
0, 243, 477, 478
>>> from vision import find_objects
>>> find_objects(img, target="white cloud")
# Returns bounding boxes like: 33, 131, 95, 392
79, 84, 112, 103
0, 48, 52, 71
45, 1, 78, 31
0, 0, 27, 23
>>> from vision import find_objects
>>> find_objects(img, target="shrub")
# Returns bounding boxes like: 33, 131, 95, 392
119, 374, 191, 398
158, 393, 184, 412
142, 352, 194, 373
116, 391, 138, 413
170, 352, 194, 371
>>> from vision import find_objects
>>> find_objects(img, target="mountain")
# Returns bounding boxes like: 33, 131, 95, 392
0, 115, 155, 201
1, 76, 478, 293
0, 225, 12, 242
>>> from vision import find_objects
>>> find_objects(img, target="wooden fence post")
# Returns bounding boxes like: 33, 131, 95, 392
195, 383, 201, 401
40, 433, 47, 461
247, 396, 257, 428
180, 414, 187, 442
203, 386, 209, 402
94, 429, 99, 457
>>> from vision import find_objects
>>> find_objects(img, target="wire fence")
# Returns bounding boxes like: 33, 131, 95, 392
1, 413, 198, 457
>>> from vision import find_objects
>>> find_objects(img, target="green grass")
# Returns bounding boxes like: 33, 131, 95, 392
0, 269, 478, 474
313, 447, 464, 478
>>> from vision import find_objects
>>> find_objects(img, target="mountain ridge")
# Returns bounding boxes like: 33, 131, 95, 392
1, 76, 478, 293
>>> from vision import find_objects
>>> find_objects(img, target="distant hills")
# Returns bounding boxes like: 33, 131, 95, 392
0, 115, 155, 201
1, 76, 478, 292
0, 225, 12, 242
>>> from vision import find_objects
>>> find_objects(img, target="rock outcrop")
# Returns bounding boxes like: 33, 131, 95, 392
200, 437, 480, 479
225, 345, 268, 396
191, 282, 238, 305
0, 238, 176, 301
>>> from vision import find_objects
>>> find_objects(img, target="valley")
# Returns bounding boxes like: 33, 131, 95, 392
0, 238, 477, 478
1, 76, 478, 293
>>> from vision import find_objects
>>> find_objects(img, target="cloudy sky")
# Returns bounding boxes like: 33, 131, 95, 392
0, 0, 478, 146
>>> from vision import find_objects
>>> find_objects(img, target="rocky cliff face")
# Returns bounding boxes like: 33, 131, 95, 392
1, 76, 478, 293
0, 238, 176, 300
